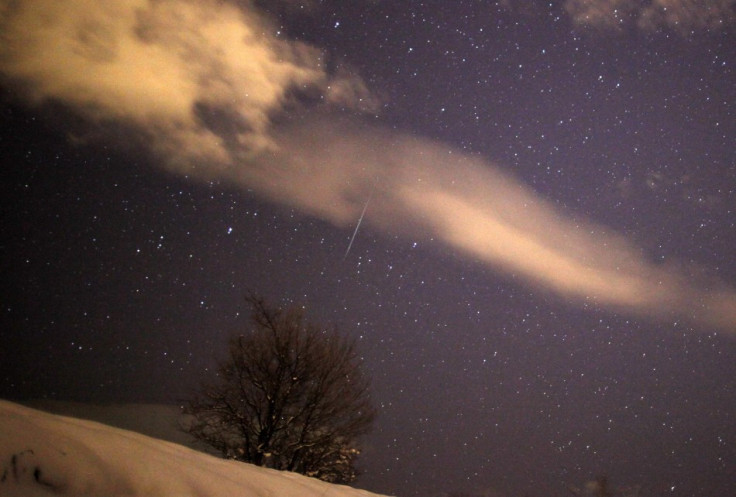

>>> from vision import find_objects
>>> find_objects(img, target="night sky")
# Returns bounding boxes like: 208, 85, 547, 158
1, 1, 735, 496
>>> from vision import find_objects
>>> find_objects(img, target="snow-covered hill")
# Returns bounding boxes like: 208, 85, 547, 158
0, 400, 392, 497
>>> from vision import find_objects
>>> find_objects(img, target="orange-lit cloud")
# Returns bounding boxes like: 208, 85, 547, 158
1, 0, 735, 332
269, 125, 736, 330
0, 0, 374, 162
564, 0, 736, 33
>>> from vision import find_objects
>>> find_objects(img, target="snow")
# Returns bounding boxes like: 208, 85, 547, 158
0, 400, 392, 497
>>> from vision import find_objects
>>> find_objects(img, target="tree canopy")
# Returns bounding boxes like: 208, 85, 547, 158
183, 294, 376, 483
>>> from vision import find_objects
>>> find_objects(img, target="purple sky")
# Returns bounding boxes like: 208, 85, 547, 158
1, 1, 735, 496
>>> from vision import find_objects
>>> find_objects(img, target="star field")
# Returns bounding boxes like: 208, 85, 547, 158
1, 1, 735, 496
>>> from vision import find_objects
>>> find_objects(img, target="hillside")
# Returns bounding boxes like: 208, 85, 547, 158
0, 400, 391, 497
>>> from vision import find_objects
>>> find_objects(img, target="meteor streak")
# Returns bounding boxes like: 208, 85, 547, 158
343, 193, 372, 260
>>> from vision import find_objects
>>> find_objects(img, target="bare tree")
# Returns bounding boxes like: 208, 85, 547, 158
182, 294, 376, 483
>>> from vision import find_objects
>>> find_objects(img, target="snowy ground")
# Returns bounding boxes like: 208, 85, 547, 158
0, 400, 392, 497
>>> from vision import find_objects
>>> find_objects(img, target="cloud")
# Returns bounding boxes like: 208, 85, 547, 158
1, 0, 735, 332
0, 0, 373, 163
268, 122, 736, 330
563, 0, 637, 30
563, 0, 736, 32
637, 0, 736, 31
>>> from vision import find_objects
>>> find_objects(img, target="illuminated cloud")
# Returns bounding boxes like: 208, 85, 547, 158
637, 0, 736, 32
1, 0, 735, 331
0, 0, 371, 164
270, 125, 736, 330
563, 0, 637, 30
564, 0, 736, 32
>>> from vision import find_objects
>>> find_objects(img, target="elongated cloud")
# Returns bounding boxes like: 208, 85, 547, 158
268, 123, 736, 330
1, 0, 735, 331
564, 0, 736, 32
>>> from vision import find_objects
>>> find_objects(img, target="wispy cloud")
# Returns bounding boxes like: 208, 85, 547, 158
1, 0, 735, 331
0, 0, 374, 162
564, 0, 736, 33
270, 123, 736, 330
